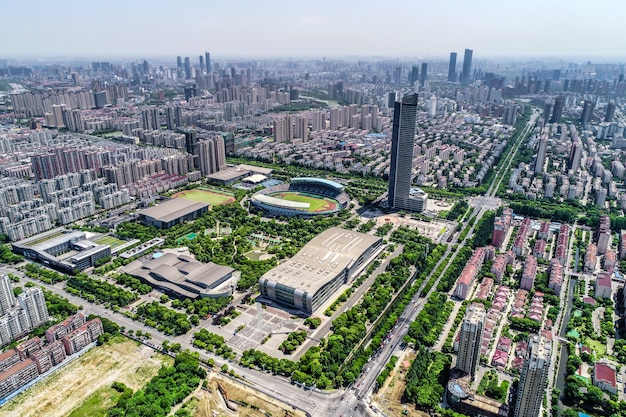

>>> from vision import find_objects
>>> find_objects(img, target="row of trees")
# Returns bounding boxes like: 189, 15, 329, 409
66, 274, 137, 307
23, 263, 67, 283
375, 355, 398, 390
135, 302, 191, 336
112, 273, 152, 295
407, 292, 454, 346
192, 328, 233, 358
279, 330, 307, 354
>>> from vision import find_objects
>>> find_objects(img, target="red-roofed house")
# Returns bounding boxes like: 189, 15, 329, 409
594, 361, 617, 394
492, 350, 508, 368
595, 273, 612, 300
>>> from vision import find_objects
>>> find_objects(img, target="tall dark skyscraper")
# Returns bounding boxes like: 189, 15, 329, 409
199, 55, 204, 72
387, 94, 427, 212
205, 51, 211, 73
448, 52, 457, 82
184, 57, 192, 79
460, 48, 473, 85
409, 65, 419, 87
419, 63, 427, 88
580, 100, 594, 125
394, 66, 402, 86
605, 101, 616, 122
550, 96, 564, 123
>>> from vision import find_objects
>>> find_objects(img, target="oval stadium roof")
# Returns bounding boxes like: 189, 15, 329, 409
291, 177, 344, 190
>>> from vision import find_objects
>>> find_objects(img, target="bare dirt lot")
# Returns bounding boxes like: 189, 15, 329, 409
189, 374, 307, 417
1, 336, 171, 417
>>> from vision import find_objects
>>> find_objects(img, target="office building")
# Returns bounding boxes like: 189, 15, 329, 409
568, 139, 582, 174
448, 52, 457, 82
205, 52, 211, 73
388, 94, 427, 212
514, 334, 551, 417
93, 91, 107, 109
184, 57, 192, 79
456, 303, 485, 378
461, 49, 473, 85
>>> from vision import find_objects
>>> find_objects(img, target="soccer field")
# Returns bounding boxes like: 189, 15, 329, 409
268, 192, 337, 212
172, 189, 235, 205
94, 235, 126, 248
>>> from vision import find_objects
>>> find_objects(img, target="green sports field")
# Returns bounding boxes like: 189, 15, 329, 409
94, 235, 126, 248
267, 191, 338, 212
171, 189, 235, 205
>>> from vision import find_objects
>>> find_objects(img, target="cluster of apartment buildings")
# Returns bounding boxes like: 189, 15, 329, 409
0, 313, 103, 400
0, 277, 49, 347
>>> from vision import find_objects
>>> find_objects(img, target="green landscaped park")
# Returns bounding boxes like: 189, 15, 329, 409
171, 188, 235, 206
267, 191, 337, 212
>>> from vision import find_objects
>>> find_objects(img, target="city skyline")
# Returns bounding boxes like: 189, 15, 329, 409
2, 0, 626, 59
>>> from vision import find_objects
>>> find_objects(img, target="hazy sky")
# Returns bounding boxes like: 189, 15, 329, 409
2, 0, 625, 59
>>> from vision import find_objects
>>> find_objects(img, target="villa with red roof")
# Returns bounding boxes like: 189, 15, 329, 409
594, 361, 617, 394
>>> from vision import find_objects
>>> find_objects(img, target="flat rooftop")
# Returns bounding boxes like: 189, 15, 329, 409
260, 227, 381, 294
138, 199, 209, 223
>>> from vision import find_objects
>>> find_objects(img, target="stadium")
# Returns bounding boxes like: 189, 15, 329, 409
250, 177, 349, 218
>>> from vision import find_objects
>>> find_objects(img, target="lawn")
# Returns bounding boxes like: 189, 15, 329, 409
269, 192, 337, 212
94, 235, 126, 248
586, 339, 606, 356
172, 189, 235, 205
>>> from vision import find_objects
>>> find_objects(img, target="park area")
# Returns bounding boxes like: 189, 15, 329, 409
1, 336, 172, 417
267, 191, 337, 212
172, 188, 235, 206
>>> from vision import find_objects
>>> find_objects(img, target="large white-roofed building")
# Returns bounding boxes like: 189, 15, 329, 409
259, 227, 383, 314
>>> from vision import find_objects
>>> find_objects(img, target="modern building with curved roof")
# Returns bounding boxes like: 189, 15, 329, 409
259, 227, 382, 314
124, 253, 234, 299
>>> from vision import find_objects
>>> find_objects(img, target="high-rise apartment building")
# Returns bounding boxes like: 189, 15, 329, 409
568, 139, 582, 174
0, 276, 16, 316
606, 101, 616, 122
387, 94, 427, 212
448, 52, 457, 82
514, 334, 551, 417
460, 49, 473, 85
197, 137, 226, 176
456, 303, 485, 378
535, 137, 547, 174
18, 288, 49, 329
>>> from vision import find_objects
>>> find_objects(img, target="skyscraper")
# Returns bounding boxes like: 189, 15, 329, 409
184, 57, 192, 79
199, 55, 204, 72
456, 303, 485, 378
568, 139, 583, 174
419, 63, 428, 88
388, 94, 427, 212
550, 96, 564, 123
606, 101, 616, 122
535, 137, 547, 174
514, 334, 551, 417
460, 49, 473, 85
409, 65, 419, 87
205, 52, 211, 73
448, 52, 457, 82
580, 100, 594, 125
